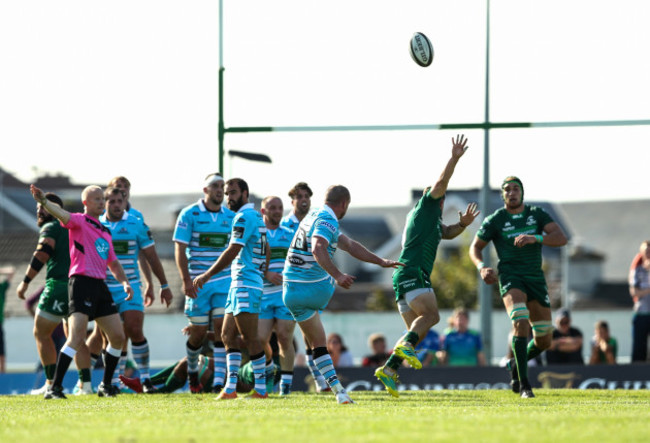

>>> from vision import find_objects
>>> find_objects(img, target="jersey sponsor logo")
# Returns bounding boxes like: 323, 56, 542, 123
400, 278, 417, 289
233, 226, 245, 239
95, 238, 110, 259
112, 240, 129, 255
317, 220, 337, 233
287, 255, 306, 266
198, 233, 228, 248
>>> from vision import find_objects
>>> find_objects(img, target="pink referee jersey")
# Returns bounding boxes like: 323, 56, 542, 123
62, 213, 117, 280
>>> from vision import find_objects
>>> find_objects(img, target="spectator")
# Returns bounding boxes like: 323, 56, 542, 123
589, 320, 617, 364
629, 240, 650, 362
414, 328, 441, 367
545, 308, 584, 365
439, 308, 486, 366
0, 266, 16, 373
361, 333, 392, 368
326, 333, 354, 367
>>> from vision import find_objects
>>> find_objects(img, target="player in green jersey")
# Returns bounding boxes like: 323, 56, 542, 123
469, 176, 567, 398
375, 134, 479, 398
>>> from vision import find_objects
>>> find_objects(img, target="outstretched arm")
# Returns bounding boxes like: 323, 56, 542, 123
429, 135, 469, 199
337, 234, 403, 268
30, 184, 70, 225
312, 236, 355, 289
442, 202, 480, 239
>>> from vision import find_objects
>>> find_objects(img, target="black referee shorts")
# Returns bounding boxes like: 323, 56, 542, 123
68, 275, 118, 320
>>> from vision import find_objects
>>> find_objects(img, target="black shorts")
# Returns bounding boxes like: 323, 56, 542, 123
68, 275, 118, 320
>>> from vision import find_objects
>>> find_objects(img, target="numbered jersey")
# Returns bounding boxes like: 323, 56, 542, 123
283, 205, 339, 283
173, 200, 235, 285
229, 203, 267, 290
263, 226, 294, 295
100, 211, 154, 290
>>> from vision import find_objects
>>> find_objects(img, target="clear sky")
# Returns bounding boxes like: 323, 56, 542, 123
1, 0, 649, 207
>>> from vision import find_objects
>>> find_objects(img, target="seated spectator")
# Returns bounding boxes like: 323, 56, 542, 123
545, 308, 584, 365
589, 320, 617, 364
439, 308, 486, 366
414, 328, 441, 367
361, 333, 392, 368
326, 332, 354, 367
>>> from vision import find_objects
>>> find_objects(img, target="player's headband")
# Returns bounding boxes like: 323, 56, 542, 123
501, 176, 524, 201
204, 174, 224, 187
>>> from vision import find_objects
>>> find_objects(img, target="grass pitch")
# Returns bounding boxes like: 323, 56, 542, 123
2, 389, 649, 442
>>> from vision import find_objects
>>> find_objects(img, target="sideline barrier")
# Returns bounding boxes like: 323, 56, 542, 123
2, 364, 648, 395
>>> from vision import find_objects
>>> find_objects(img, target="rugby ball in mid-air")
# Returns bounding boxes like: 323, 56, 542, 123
409, 32, 434, 67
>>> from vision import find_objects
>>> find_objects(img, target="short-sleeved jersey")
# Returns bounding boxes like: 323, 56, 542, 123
229, 203, 267, 290
397, 192, 443, 273
173, 200, 235, 285
283, 205, 339, 283
100, 211, 154, 290
442, 328, 483, 366
39, 220, 70, 281
280, 213, 301, 232
63, 213, 117, 279
476, 205, 553, 276
263, 226, 294, 295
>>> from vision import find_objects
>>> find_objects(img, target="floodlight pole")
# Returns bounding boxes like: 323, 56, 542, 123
479, 0, 494, 364
218, 0, 225, 174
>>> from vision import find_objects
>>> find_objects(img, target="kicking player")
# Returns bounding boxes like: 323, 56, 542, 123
174, 173, 235, 393
469, 176, 567, 398
100, 187, 173, 393
259, 196, 297, 395
283, 185, 403, 404
375, 135, 479, 398
194, 178, 269, 400
30, 184, 132, 399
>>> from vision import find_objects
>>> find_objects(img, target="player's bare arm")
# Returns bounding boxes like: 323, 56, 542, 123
108, 259, 133, 301
513, 221, 568, 248
193, 243, 242, 290
16, 237, 56, 300
175, 242, 197, 299
469, 236, 498, 285
442, 202, 480, 239
312, 236, 355, 289
30, 184, 70, 225
337, 234, 404, 268
142, 245, 173, 307
430, 134, 469, 199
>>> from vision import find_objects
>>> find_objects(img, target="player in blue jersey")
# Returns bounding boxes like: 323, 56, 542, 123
259, 196, 297, 395
101, 187, 173, 392
283, 185, 403, 404
280, 182, 312, 232
194, 178, 270, 400
173, 173, 235, 393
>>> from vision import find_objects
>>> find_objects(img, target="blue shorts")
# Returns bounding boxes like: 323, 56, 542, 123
259, 290, 294, 321
184, 280, 228, 325
111, 284, 144, 314
225, 287, 262, 316
282, 278, 335, 322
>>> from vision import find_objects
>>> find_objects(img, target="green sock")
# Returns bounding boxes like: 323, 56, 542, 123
512, 336, 528, 383
44, 364, 56, 381
386, 354, 404, 371
527, 340, 543, 362
403, 331, 419, 346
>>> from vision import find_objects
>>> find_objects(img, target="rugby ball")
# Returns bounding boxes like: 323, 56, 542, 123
409, 32, 434, 67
